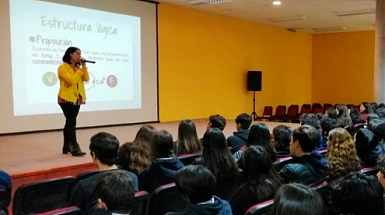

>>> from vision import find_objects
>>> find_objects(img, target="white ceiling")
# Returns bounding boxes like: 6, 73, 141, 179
156, 0, 376, 34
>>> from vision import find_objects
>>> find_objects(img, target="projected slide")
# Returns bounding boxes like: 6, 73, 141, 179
10, 0, 141, 116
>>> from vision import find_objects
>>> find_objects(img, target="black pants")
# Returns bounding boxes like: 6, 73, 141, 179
59, 103, 80, 144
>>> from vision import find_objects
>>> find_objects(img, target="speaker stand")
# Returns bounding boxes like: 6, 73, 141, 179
251, 91, 258, 121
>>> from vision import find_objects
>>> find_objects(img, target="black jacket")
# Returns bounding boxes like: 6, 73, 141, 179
279, 152, 328, 185
138, 157, 184, 193
229, 183, 275, 215
68, 169, 138, 214
165, 196, 233, 215
227, 130, 249, 154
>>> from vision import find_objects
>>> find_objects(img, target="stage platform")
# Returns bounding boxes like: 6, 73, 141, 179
0, 119, 298, 197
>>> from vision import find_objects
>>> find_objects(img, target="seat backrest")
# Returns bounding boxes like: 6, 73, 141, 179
361, 167, 377, 176
313, 108, 324, 114
347, 104, 357, 109
131, 191, 151, 215
75, 170, 99, 183
275, 105, 286, 117
0, 189, 11, 208
273, 156, 293, 170
287, 105, 298, 117
323, 103, 333, 111
148, 183, 185, 215
300, 104, 311, 114
13, 176, 76, 215
312, 103, 322, 112
311, 181, 327, 195
263, 106, 273, 116
245, 199, 274, 215
316, 149, 327, 158
36, 206, 82, 215
177, 153, 202, 166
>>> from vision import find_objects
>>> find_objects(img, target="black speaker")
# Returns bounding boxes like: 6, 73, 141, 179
247, 71, 262, 91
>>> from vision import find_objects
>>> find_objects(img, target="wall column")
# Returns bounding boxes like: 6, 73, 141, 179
375, 0, 385, 103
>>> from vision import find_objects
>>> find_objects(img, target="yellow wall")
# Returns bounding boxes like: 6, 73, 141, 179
158, 3, 312, 122
312, 31, 375, 105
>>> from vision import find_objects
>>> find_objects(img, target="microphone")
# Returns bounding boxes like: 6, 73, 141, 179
82, 59, 96, 64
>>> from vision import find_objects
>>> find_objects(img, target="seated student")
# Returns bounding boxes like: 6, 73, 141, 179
233, 123, 276, 164
326, 128, 361, 182
206, 114, 226, 131
68, 132, 138, 213
367, 113, 379, 126
325, 172, 383, 215
229, 146, 282, 215
200, 114, 226, 144
355, 128, 380, 167
376, 107, 385, 119
165, 165, 232, 215
320, 117, 343, 147
195, 128, 240, 200
272, 125, 291, 158
349, 107, 366, 136
377, 154, 385, 188
325, 107, 338, 119
118, 125, 157, 175
227, 113, 251, 154
138, 130, 184, 193
300, 114, 326, 150
359, 102, 374, 122
91, 170, 135, 215
174, 119, 202, 156
271, 183, 328, 215
279, 125, 328, 185
0, 171, 11, 215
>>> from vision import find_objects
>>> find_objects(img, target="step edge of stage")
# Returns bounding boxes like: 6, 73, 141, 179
10, 162, 95, 179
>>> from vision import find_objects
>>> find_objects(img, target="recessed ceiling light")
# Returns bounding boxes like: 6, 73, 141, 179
273, 1, 281, 5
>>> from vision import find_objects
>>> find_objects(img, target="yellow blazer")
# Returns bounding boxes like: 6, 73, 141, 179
57, 62, 90, 103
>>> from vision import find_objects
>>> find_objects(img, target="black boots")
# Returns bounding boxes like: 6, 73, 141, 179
62, 142, 86, 156
62, 142, 72, 154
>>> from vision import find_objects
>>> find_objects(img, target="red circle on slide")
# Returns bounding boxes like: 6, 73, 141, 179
107, 75, 118, 88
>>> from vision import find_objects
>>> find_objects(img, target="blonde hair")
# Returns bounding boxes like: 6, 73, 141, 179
326, 128, 360, 182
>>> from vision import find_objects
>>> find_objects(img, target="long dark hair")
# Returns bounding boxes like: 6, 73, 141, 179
247, 123, 276, 162
243, 146, 282, 201
326, 107, 338, 119
201, 128, 239, 183
355, 128, 379, 167
368, 119, 385, 142
175, 120, 202, 156
361, 102, 374, 114
337, 105, 353, 127
62, 46, 80, 64
152, 130, 174, 159
271, 183, 328, 215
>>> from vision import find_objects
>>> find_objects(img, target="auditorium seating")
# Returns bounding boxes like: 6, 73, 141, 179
245, 199, 274, 215
75, 170, 99, 183
361, 167, 377, 176
148, 183, 185, 215
260, 103, 364, 122
13, 176, 76, 215
132, 191, 151, 215
177, 153, 202, 166
284, 105, 299, 122
259, 106, 273, 121
0, 188, 11, 214
271, 105, 286, 122
273, 156, 293, 170
36, 206, 82, 215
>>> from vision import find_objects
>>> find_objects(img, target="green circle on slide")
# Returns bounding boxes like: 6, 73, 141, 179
42, 72, 57, 87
